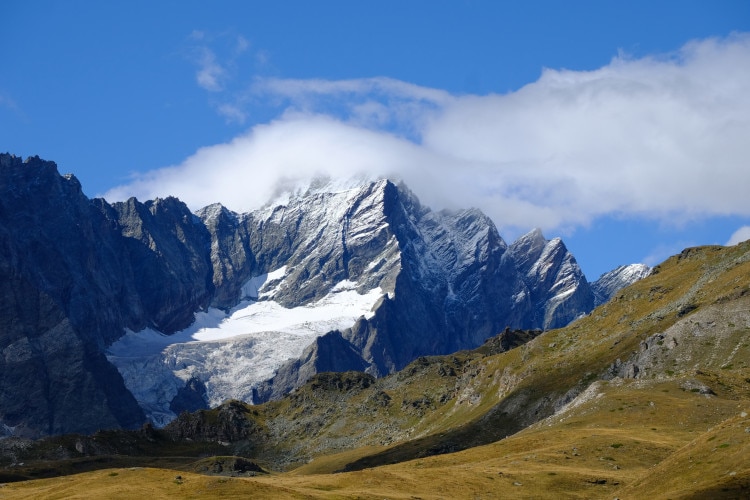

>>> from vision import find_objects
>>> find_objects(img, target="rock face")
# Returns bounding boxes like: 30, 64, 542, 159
591, 264, 652, 306
0, 155, 217, 437
0, 154, 630, 435
0, 155, 144, 437
99, 196, 214, 334
507, 228, 595, 330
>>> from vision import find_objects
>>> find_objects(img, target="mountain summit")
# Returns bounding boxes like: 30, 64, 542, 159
0, 155, 645, 434
109, 179, 603, 422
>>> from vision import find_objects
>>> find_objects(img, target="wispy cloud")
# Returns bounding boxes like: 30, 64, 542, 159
186, 31, 259, 98
0, 93, 16, 108
727, 226, 750, 246
194, 47, 226, 91
254, 76, 452, 104
109, 34, 750, 236
235, 35, 249, 55
216, 103, 247, 124
249, 76, 452, 138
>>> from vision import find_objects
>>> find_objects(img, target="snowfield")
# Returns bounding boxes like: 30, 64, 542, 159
107, 267, 383, 426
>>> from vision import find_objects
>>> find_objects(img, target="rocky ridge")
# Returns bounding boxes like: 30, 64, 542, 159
0, 154, 646, 436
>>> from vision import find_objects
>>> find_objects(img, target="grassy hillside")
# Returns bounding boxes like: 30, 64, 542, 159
2, 241, 749, 498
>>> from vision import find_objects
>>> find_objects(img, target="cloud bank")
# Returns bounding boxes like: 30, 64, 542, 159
106, 34, 750, 235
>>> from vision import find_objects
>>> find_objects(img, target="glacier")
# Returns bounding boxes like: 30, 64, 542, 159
107, 267, 383, 426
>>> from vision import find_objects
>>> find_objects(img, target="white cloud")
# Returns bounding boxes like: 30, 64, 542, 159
421, 34, 750, 225
726, 226, 750, 246
217, 103, 247, 124
109, 34, 750, 235
104, 115, 433, 212
195, 47, 226, 92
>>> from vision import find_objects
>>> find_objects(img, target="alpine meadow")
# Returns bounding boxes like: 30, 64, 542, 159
2, 2, 750, 499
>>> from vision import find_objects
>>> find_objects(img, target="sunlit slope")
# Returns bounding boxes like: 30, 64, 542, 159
319, 242, 750, 472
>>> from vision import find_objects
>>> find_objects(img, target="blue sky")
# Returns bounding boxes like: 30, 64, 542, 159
2, 1, 749, 279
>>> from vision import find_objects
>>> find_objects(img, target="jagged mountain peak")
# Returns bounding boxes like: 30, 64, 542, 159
507, 228, 593, 329
521, 226, 546, 242
0, 152, 53, 169
507, 228, 547, 265
258, 174, 389, 211
303, 174, 388, 195
196, 202, 236, 221
0, 154, 85, 204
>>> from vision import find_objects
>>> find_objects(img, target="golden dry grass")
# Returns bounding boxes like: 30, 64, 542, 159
6, 374, 747, 499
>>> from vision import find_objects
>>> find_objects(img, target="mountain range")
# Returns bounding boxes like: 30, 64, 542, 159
0, 155, 750, 499
0, 154, 647, 437
1, 238, 748, 499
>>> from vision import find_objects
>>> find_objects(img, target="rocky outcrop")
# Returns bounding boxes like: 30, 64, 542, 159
166, 399, 260, 443
477, 327, 544, 357
253, 331, 370, 402
604, 293, 750, 381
